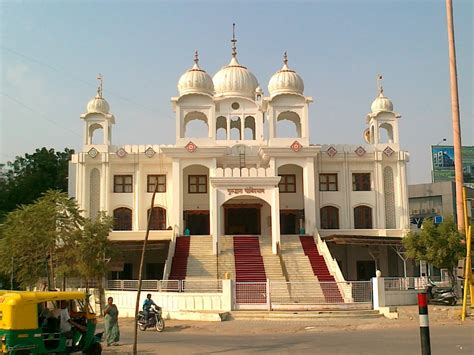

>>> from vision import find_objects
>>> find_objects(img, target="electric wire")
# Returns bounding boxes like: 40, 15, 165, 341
2, 45, 175, 121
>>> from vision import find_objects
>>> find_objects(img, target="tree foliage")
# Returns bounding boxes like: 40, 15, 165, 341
403, 216, 465, 284
0, 147, 73, 220
0, 190, 115, 290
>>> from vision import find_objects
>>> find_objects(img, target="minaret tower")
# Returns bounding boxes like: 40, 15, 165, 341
266, 52, 312, 146
365, 75, 401, 147
80, 74, 115, 151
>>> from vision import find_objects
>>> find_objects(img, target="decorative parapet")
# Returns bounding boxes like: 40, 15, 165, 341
214, 167, 275, 178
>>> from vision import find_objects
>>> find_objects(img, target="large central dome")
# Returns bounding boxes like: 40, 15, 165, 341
213, 56, 259, 98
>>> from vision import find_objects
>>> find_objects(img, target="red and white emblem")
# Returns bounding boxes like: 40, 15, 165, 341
290, 140, 302, 152
383, 146, 394, 157
116, 148, 127, 158
185, 141, 197, 153
326, 146, 337, 157
355, 146, 366, 157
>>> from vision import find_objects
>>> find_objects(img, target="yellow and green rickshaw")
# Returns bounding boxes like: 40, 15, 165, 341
0, 291, 102, 354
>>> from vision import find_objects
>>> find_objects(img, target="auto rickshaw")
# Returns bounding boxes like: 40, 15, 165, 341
0, 291, 102, 354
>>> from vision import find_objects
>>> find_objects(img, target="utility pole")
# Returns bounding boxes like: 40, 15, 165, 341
445, 0, 465, 231
133, 180, 159, 354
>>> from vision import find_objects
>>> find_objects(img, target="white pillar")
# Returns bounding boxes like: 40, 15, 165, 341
104, 158, 110, 214
171, 159, 183, 234
271, 187, 281, 254
374, 157, 385, 229
221, 279, 232, 311
209, 160, 218, 255
372, 272, 386, 310
303, 158, 316, 234
133, 162, 141, 230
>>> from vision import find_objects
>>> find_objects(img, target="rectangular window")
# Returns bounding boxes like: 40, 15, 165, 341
114, 175, 133, 193
188, 175, 207, 194
319, 173, 338, 191
147, 174, 166, 193
352, 173, 371, 191
279, 174, 296, 193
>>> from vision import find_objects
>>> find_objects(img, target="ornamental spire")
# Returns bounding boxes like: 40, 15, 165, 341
96, 73, 103, 98
194, 50, 199, 65
283, 51, 288, 66
377, 73, 384, 95
231, 23, 237, 58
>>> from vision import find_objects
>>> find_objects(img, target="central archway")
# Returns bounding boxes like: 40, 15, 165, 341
222, 196, 270, 236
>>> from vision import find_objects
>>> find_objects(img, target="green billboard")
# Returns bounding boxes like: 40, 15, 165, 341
431, 145, 474, 183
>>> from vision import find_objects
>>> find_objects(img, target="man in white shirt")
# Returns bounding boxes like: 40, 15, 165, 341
57, 301, 86, 336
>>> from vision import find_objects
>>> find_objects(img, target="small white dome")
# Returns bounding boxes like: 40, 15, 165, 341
178, 54, 214, 96
371, 92, 393, 113
213, 57, 259, 98
268, 54, 304, 97
87, 95, 110, 114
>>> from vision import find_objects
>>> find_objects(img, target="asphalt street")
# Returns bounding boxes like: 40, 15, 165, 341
98, 317, 474, 354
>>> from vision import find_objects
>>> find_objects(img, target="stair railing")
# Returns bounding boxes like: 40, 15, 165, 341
314, 230, 352, 302
163, 224, 178, 280
216, 241, 219, 280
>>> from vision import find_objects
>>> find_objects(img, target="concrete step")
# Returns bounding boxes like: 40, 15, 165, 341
230, 309, 381, 320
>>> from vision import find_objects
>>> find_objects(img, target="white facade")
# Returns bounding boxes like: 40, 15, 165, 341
70, 41, 410, 280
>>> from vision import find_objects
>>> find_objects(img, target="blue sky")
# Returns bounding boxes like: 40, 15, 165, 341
1, 0, 472, 184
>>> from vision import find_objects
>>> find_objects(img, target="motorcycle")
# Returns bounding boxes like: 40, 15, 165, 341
425, 281, 457, 306
137, 304, 165, 332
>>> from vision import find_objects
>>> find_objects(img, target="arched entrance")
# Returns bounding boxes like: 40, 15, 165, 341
222, 196, 270, 236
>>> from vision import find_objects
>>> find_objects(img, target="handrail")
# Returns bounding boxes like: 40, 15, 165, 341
163, 225, 178, 280
276, 242, 290, 282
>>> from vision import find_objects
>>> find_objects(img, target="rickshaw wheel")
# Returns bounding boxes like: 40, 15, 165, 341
84, 342, 102, 354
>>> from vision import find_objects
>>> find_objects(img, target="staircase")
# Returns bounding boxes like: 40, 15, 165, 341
299, 235, 343, 303
233, 236, 266, 282
218, 236, 236, 279
259, 237, 286, 281
185, 236, 217, 279
168, 237, 190, 280
280, 235, 317, 282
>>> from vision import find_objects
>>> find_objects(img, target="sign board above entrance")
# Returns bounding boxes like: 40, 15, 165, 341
227, 187, 265, 195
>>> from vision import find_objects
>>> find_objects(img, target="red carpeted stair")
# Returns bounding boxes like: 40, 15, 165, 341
299, 235, 343, 303
233, 236, 266, 282
169, 237, 190, 280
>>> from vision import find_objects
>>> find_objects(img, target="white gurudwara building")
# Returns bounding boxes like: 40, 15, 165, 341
69, 33, 412, 288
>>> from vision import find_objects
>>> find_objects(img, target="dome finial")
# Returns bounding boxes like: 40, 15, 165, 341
377, 73, 384, 95
283, 51, 288, 66
96, 73, 103, 98
231, 23, 237, 58
194, 50, 199, 65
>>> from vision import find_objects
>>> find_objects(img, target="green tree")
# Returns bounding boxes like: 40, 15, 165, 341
0, 190, 116, 291
403, 216, 465, 285
0, 147, 74, 220
0, 190, 82, 289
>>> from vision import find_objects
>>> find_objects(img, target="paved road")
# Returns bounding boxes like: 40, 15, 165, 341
99, 317, 474, 354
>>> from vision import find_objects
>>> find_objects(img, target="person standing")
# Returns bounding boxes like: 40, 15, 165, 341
104, 297, 120, 346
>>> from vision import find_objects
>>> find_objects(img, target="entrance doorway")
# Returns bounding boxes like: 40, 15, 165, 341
280, 210, 301, 234
184, 211, 210, 235
356, 260, 376, 281
225, 205, 261, 235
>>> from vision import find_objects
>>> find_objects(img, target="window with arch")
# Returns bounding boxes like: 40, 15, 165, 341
276, 111, 301, 138
244, 116, 256, 140
216, 116, 227, 140
320, 206, 339, 229
184, 111, 208, 138
113, 207, 132, 231
230, 116, 241, 140
89, 123, 104, 145
379, 123, 394, 144
148, 207, 167, 230
354, 206, 373, 229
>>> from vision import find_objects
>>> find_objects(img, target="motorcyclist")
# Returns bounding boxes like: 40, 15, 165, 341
142, 293, 158, 322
